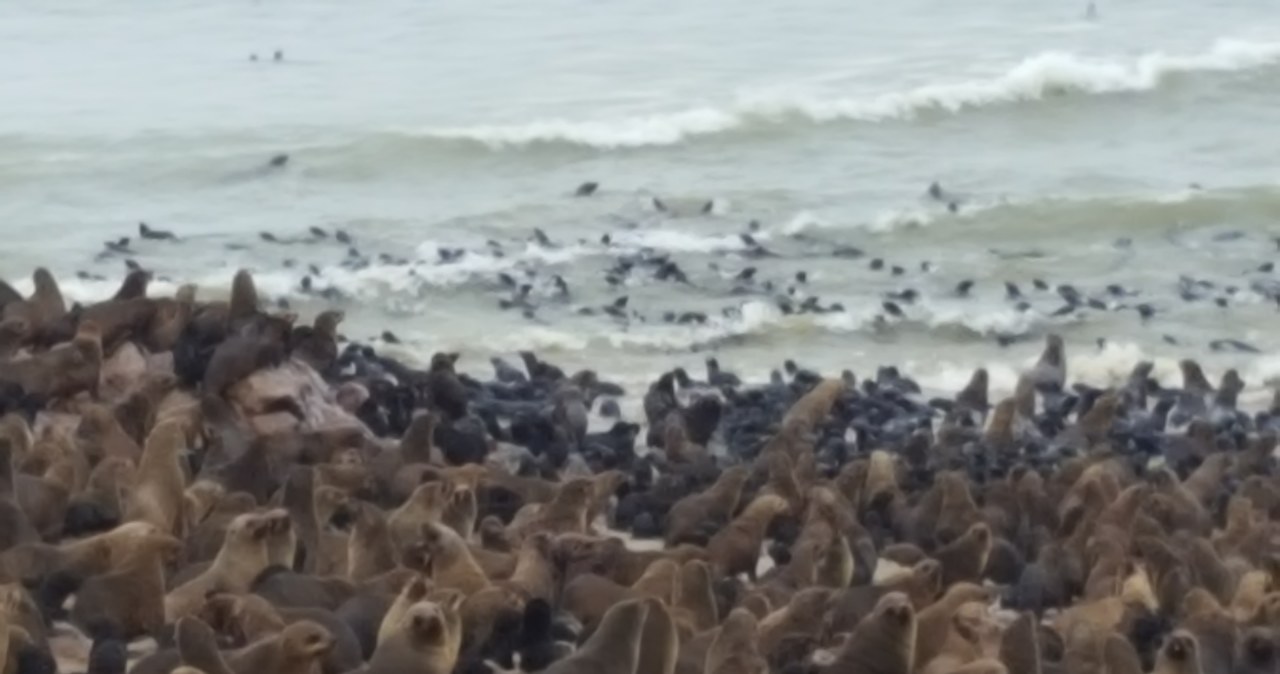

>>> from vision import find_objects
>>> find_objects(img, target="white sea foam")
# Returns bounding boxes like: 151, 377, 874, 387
607, 228, 760, 254
417, 39, 1280, 150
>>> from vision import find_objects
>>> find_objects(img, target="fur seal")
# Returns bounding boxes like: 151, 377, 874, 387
707, 494, 789, 580
0, 319, 103, 400
196, 592, 363, 674
125, 420, 189, 537
2, 268, 66, 333
68, 528, 181, 640
140, 222, 178, 241
664, 466, 749, 546
176, 617, 235, 674
1153, 629, 1202, 674
542, 598, 649, 674
934, 523, 993, 587
291, 310, 344, 376
822, 591, 917, 674
636, 596, 679, 674
166, 510, 289, 622
419, 521, 490, 594
367, 593, 465, 674
223, 619, 336, 674
705, 607, 766, 674
0, 438, 39, 550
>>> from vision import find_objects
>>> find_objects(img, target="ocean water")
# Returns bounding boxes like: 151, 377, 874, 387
3, 0, 1279, 403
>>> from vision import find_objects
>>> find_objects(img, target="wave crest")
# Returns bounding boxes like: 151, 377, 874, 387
411, 38, 1280, 150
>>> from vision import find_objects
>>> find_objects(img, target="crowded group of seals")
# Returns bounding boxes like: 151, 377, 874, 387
0, 265, 1278, 674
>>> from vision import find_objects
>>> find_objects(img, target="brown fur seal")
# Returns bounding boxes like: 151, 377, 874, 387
1029, 334, 1066, 392
420, 521, 490, 594
196, 592, 363, 674
367, 593, 465, 674
125, 420, 189, 536
956, 368, 989, 415
824, 559, 942, 636
166, 510, 288, 622
388, 481, 451, 551
676, 559, 718, 633
560, 573, 634, 632
377, 575, 433, 647
0, 319, 103, 399
228, 269, 260, 324
500, 532, 557, 602
757, 587, 833, 659
782, 378, 845, 435
510, 478, 594, 538
918, 601, 1002, 674
1153, 629, 1202, 674
69, 528, 181, 639
76, 403, 142, 464
543, 598, 649, 674
2, 268, 66, 332
1231, 569, 1271, 622
822, 591, 916, 674
983, 399, 1017, 454
291, 310, 344, 375
348, 500, 399, 582
588, 469, 627, 525
563, 558, 679, 633
442, 486, 477, 540
0, 519, 166, 587
0, 438, 39, 551
147, 284, 197, 352
998, 613, 1041, 674
863, 449, 899, 509
665, 466, 749, 545
203, 310, 295, 395
705, 607, 765, 674
631, 559, 682, 605
931, 471, 981, 545
934, 522, 993, 587
1103, 632, 1144, 674
224, 619, 335, 674
176, 617, 236, 674
79, 295, 163, 353
662, 411, 706, 464
0, 318, 26, 359
707, 494, 789, 580
637, 596, 679, 674
1179, 359, 1213, 395
914, 583, 997, 669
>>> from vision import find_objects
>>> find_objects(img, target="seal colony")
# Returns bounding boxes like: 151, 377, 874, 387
0, 267, 1277, 674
